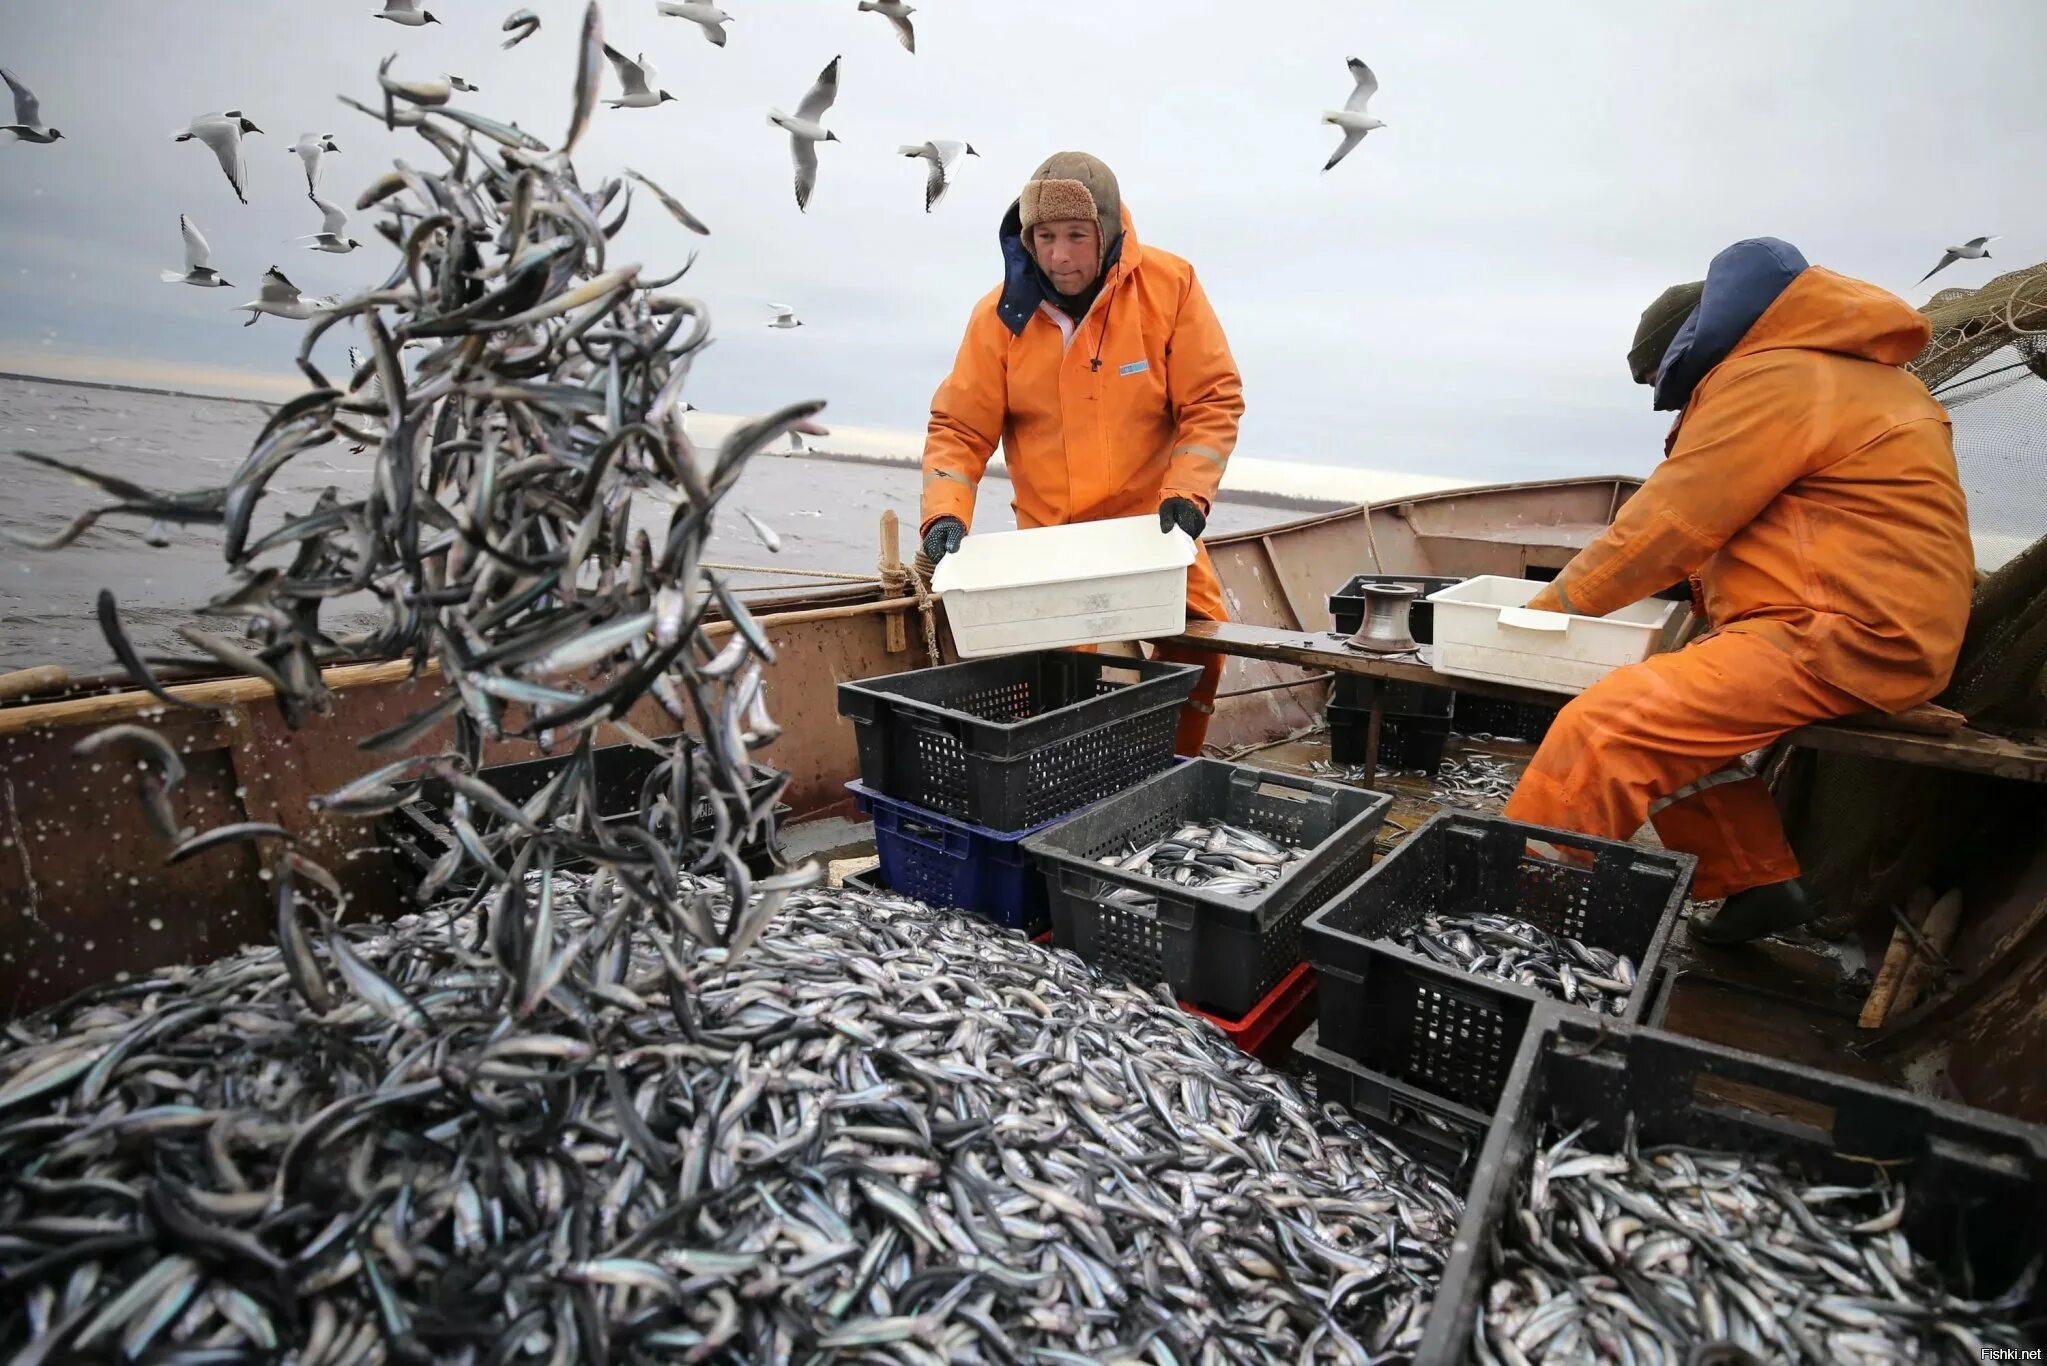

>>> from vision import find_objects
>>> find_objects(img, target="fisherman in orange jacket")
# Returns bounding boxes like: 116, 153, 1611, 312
1503, 238, 1974, 943
919, 152, 1245, 755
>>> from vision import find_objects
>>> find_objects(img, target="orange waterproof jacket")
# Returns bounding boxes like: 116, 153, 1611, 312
920, 203, 1244, 619
1537, 261, 1973, 712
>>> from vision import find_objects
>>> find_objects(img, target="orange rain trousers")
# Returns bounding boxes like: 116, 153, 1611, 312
1507, 265, 1971, 898
1502, 629, 1867, 900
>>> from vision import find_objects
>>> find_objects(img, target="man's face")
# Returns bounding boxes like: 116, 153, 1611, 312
1029, 219, 1101, 295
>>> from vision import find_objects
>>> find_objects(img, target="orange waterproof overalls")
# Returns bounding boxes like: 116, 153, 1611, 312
1504, 266, 1974, 899
920, 203, 1245, 755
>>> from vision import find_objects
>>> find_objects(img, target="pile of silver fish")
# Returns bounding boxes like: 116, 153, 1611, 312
1095, 822, 1308, 912
1476, 1124, 2038, 1364
1429, 753, 1518, 812
1394, 913, 1637, 1015
0, 878, 1464, 1362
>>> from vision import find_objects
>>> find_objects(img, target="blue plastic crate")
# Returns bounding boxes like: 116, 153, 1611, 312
848, 781, 1058, 934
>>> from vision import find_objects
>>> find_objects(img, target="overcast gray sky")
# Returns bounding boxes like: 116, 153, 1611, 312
1, 0, 2042, 489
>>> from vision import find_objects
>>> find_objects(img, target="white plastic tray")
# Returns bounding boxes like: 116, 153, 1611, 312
931, 516, 1196, 658
1424, 575, 1685, 695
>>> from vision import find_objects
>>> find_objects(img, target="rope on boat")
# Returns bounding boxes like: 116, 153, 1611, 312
703, 561, 877, 584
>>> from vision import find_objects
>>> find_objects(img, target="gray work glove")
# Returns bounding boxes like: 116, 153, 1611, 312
922, 516, 965, 563
1159, 497, 1206, 539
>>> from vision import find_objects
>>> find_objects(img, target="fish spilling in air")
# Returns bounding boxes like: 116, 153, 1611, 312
7, 0, 814, 959
1395, 912, 1637, 1015
1095, 820, 1308, 911
1478, 1122, 2039, 1364
0, 879, 1464, 1362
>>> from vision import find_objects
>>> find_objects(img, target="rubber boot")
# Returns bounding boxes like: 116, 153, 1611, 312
1690, 876, 1818, 945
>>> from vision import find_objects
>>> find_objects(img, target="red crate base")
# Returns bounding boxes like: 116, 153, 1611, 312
1182, 962, 1317, 1056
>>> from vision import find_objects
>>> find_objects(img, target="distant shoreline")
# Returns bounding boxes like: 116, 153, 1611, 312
1, 370, 1347, 514
0, 371, 277, 410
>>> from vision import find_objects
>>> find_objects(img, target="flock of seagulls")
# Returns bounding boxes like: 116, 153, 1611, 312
0, 7, 2017, 354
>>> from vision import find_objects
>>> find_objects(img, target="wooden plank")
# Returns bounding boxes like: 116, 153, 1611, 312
1782, 720, 2047, 784
1170, 621, 2047, 784
1168, 621, 1567, 708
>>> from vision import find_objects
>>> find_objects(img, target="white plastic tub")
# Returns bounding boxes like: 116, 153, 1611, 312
931, 516, 1195, 658
1424, 575, 1686, 695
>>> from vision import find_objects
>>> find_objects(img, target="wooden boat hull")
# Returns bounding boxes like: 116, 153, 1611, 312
0, 474, 1643, 1014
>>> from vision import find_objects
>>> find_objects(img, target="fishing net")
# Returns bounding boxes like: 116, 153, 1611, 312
1787, 262, 2047, 935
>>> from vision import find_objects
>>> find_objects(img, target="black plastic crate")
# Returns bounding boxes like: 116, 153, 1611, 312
1024, 759, 1392, 1016
1451, 694, 1558, 743
1295, 1022, 1488, 1184
837, 651, 1200, 831
1302, 810, 1692, 1111
1327, 574, 1464, 641
1331, 675, 1456, 714
383, 743, 785, 889
1328, 704, 1453, 772
1416, 1014, 2047, 1364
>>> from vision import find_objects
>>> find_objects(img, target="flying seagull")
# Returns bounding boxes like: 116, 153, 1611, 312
174, 111, 263, 204
161, 215, 233, 288
235, 266, 337, 326
658, 2, 733, 47
1918, 236, 2000, 286
1322, 57, 1384, 172
899, 140, 977, 212
769, 56, 841, 212
296, 194, 362, 253
766, 304, 803, 329
293, 133, 339, 194
857, 1, 916, 54
502, 8, 540, 48
602, 47, 675, 109
2, 67, 62, 144
375, 0, 440, 26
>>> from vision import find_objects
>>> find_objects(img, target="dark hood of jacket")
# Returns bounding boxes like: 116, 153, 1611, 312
1652, 237, 1810, 412
995, 199, 1125, 337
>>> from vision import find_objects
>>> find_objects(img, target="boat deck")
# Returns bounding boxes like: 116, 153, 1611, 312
814, 722, 1900, 1090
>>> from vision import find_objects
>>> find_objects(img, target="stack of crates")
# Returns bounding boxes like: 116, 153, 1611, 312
836, 650, 1199, 935
1024, 758, 1391, 1018
1293, 808, 1693, 1170
1325, 574, 1462, 771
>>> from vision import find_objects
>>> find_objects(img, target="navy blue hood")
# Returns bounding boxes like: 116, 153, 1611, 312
994, 200, 1124, 337
1652, 237, 1809, 412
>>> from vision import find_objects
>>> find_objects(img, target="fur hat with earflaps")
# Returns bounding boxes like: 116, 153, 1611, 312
1019, 151, 1122, 273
